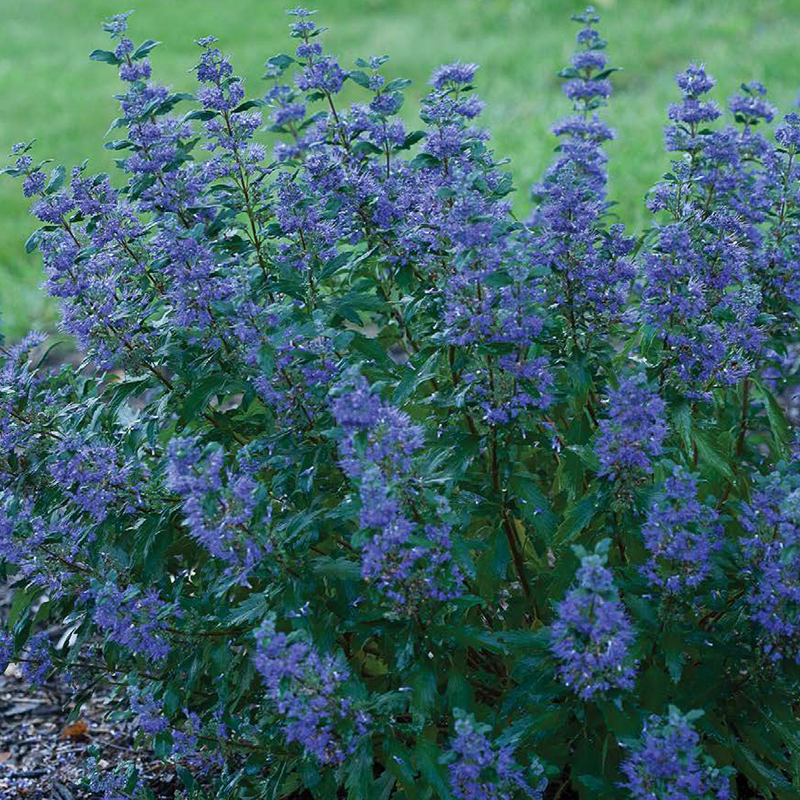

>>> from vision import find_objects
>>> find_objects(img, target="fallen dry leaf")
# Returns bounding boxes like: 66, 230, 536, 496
60, 719, 89, 740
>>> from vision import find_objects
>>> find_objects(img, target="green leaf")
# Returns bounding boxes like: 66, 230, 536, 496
393, 351, 439, 404
177, 373, 231, 426
382, 740, 418, 796
445, 668, 472, 710
732, 740, 795, 795
233, 99, 264, 113
89, 48, 121, 66
410, 663, 438, 722
754, 380, 791, 458
346, 740, 375, 800
593, 67, 622, 80
662, 630, 685, 683
384, 78, 412, 92
224, 593, 270, 626
349, 70, 371, 88
8, 585, 42, 629
183, 109, 217, 122
693, 429, 734, 481
552, 488, 609, 549
312, 556, 361, 581
264, 53, 295, 75
176, 766, 196, 791
430, 625, 508, 654
509, 472, 558, 540
104, 139, 134, 151
597, 699, 640, 738
397, 130, 426, 150
24, 230, 41, 254
33, 338, 65, 370
352, 141, 383, 156
44, 165, 65, 195
132, 39, 160, 60
410, 152, 441, 170
349, 332, 392, 366
414, 738, 452, 799
672, 403, 693, 454
104, 375, 151, 418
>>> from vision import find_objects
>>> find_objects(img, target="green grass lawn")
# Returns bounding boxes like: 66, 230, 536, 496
2, 0, 799, 339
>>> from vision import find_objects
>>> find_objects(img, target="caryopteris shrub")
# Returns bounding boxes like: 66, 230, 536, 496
3, 5, 800, 798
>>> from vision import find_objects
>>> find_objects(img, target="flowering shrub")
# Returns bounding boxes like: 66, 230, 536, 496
4, 5, 800, 798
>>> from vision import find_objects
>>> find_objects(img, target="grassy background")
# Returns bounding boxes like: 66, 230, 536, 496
2, 0, 799, 339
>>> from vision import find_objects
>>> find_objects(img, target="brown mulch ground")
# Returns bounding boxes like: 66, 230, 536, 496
0, 664, 181, 799
0, 576, 184, 800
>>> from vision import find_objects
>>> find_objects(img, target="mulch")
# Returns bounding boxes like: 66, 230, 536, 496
0, 664, 181, 799
0, 584, 183, 800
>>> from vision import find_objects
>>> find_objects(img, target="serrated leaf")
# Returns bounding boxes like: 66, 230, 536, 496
509, 473, 558, 540
177, 373, 230, 426
693, 429, 734, 481
414, 738, 452, 799
393, 351, 439, 404
346, 740, 374, 800
552, 488, 609, 549
410, 664, 438, 722
755, 380, 791, 458
672, 403, 693, 454
312, 556, 361, 581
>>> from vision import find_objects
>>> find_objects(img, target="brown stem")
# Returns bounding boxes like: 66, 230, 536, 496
736, 376, 750, 457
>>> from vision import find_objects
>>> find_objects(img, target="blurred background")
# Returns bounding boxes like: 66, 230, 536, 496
1, 0, 799, 340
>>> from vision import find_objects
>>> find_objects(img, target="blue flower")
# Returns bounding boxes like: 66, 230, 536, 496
446, 710, 546, 800
641, 467, 723, 596
551, 544, 638, 699
621, 707, 732, 800
596, 376, 667, 482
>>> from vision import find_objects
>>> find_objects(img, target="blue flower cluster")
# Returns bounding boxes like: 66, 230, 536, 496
641, 467, 723, 596
551, 544, 638, 700
621, 707, 732, 800
3, 4, 800, 797
89, 582, 171, 664
166, 438, 270, 580
740, 470, 800, 663
254, 617, 368, 764
530, 7, 634, 331
446, 710, 546, 800
0, 631, 13, 675
332, 374, 463, 610
595, 375, 667, 482
19, 631, 52, 686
